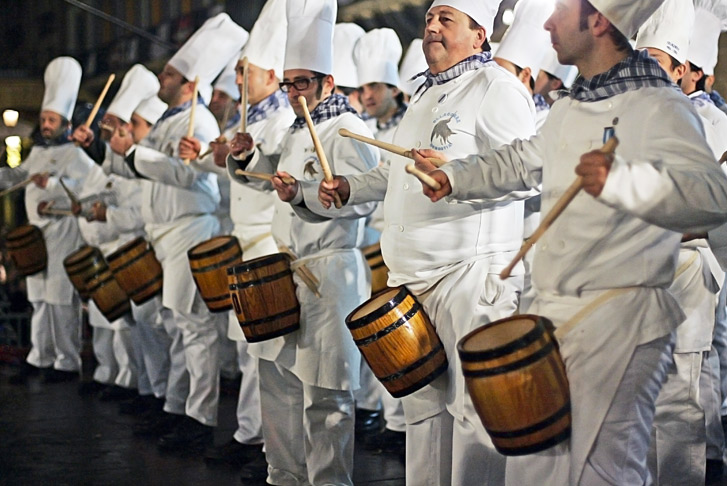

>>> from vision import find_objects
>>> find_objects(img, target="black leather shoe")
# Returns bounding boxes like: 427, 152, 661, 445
41, 368, 78, 384
78, 381, 108, 396
239, 453, 269, 484
706, 458, 724, 484
99, 385, 137, 402
157, 416, 213, 453
204, 439, 264, 466
355, 408, 382, 436
364, 428, 406, 456
119, 395, 164, 416
133, 411, 183, 437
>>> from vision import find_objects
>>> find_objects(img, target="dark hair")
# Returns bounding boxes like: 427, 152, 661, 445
338, 86, 357, 96
667, 54, 681, 72
312, 70, 327, 98
467, 16, 491, 52
383, 84, 407, 107
689, 62, 706, 91
579, 0, 632, 53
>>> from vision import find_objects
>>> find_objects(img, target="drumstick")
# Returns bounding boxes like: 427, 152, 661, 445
59, 177, 81, 206
234, 169, 296, 185
199, 136, 227, 159
0, 171, 53, 198
499, 136, 619, 280
240, 57, 249, 134
278, 244, 322, 297
84, 74, 115, 129
298, 96, 342, 209
338, 128, 445, 167
405, 164, 441, 191
183, 76, 200, 166
41, 208, 75, 217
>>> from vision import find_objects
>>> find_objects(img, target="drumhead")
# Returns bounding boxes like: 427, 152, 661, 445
461, 316, 538, 353
64, 246, 98, 266
189, 235, 239, 258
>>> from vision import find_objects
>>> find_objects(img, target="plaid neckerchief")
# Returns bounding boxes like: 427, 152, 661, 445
290, 93, 358, 132
559, 49, 674, 103
377, 103, 408, 131
32, 127, 72, 148
710, 89, 727, 108
411, 51, 494, 97
533, 93, 550, 112
690, 90, 715, 108
156, 94, 207, 124
248, 90, 289, 126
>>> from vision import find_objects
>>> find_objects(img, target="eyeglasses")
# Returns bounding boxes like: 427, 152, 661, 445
279, 75, 324, 93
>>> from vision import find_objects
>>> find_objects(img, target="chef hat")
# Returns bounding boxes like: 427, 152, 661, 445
168, 13, 249, 86
399, 39, 427, 96
689, 0, 727, 75
134, 95, 168, 125
539, 47, 578, 88
590, 0, 666, 39
214, 53, 243, 101
41, 57, 82, 120
495, 0, 553, 75
284, 0, 337, 74
635, 0, 694, 65
106, 64, 160, 123
354, 28, 402, 87
427, 0, 501, 38
242, 0, 288, 80
198, 83, 213, 105
332, 23, 366, 89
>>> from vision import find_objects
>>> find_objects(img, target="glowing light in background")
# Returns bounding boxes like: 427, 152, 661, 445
5, 135, 22, 168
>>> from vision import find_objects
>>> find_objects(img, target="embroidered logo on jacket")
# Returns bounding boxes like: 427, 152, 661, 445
430, 112, 460, 150
303, 157, 319, 180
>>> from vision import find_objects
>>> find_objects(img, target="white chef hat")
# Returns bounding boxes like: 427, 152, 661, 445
284, 0, 337, 75
399, 39, 427, 96
106, 64, 160, 123
41, 57, 82, 120
635, 0, 694, 65
168, 13, 249, 86
689, 0, 727, 75
134, 95, 168, 125
332, 23, 366, 89
242, 0, 288, 80
214, 52, 243, 101
589, 0, 666, 39
539, 47, 578, 88
198, 83, 213, 105
427, 0, 501, 38
495, 0, 553, 75
354, 28, 402, 87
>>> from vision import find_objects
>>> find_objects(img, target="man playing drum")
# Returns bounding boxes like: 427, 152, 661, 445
412, 0, 727, 484
227, 1, 378, 483
319, 1, 537, 484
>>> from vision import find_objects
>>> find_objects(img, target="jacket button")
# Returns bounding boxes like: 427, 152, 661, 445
403, 183, 409, 190
398, 225, 404, 232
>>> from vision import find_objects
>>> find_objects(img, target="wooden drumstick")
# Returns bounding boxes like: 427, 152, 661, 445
0, 178, 34, 198
199, 136, 228, 159
405, 164, 442, 191
183, 76, 200, 166
59, 177, 81, 206
499, 136, 620, 280
298, 96, 343, 209
234, 169, 296, 185
240, 57, 249, 134
84, 74, 115, 129
278, 244, 321, 298
338, 128, 446, 167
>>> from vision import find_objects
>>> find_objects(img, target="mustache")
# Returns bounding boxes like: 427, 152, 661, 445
424, 34, 444, 46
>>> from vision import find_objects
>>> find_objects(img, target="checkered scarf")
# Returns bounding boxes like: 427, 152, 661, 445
710, 90, 727, 109
690, 90, 715, 108
290, 94, 358, 132
156, 94, 207, 124
559, 50, 675, 103
411, 52, 494, 97
377, 103, 408, 131
248, 90, 289, 126
533, 93, 550, 112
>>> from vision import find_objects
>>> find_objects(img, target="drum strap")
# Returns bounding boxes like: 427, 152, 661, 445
240, 232, 273, 253
554, 250, 699, 340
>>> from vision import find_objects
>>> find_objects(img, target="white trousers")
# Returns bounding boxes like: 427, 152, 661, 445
232, 312, 263, 445
131, 297, 170, 398
354, 360, 382, 411
161, 307, 189, 416
648, 351, 705, 486
701, 346, 725, 460
26, 300, 81, 372
506, 334, 673, 486
173, 295, 226, 426
259, 358, 355, 486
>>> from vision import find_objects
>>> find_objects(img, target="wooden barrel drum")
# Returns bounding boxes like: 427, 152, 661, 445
345, 286, 448, 398
106, 237, 163, 305
458, 314, 571, 456
63, 245, 106, 301
6, 224, 47, 277
227, 253, 300, 342
362, 242, 388, 295
86, 267, 131, 322
188, 236, 242, 312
